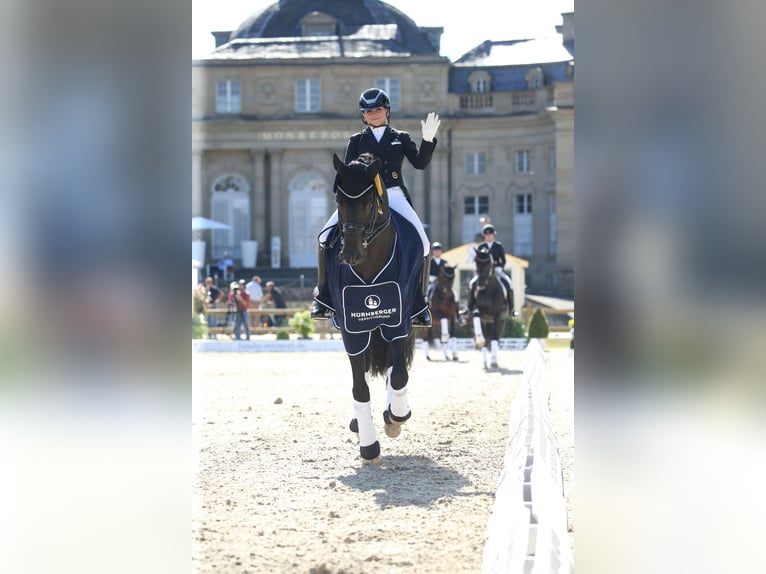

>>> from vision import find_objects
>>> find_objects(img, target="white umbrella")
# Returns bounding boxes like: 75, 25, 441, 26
192, 216, 231, 231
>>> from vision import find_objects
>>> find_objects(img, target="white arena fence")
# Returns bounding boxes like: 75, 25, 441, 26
481, 339, 573, 574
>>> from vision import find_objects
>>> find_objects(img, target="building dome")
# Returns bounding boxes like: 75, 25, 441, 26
219, 0, 442, 57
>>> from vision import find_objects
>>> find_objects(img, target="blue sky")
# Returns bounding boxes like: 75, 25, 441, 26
192, 0, 572, 62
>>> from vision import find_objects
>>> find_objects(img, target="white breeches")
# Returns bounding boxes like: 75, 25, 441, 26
319, 187, 429, 256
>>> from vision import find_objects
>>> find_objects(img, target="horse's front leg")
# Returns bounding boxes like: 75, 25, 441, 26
384, 338, 411, 438
349, 354, 380, 463
472, 310, 485, 348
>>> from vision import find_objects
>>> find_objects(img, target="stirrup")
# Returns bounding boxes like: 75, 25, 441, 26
310, 301, 330, 319
413, 310, 432, 327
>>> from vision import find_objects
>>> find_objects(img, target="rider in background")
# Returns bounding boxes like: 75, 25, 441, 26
475, 224, 516, 315
312, 87, 441, 327
427, 241, 448, 300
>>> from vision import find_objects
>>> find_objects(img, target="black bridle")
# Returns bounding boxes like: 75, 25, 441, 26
332, 175, 391, 249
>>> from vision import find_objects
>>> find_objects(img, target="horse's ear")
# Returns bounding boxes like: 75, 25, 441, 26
333, 153, 345, 174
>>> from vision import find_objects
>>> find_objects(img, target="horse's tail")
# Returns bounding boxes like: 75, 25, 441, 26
368, 329, 415, 378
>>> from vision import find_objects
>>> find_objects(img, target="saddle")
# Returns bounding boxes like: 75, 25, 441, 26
323, 212, 427, 355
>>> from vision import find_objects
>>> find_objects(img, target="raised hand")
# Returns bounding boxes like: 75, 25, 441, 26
421, 112, 441, 142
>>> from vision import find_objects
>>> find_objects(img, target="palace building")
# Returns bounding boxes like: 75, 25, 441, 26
192, 0, 574, 296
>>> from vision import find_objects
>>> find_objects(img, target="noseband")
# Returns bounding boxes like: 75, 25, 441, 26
335, 174, 391, 249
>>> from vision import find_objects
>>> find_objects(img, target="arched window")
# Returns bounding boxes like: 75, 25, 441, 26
468, 71, 492, 94
210, 174, 250, 260
525, 67, 544, 90
288, 171, 329, 267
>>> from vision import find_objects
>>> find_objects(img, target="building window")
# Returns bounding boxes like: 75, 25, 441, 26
525, 67, 544, 89
465, 152, 486, 176
514, 193, 533, 256
515, 149, 530, 174
515, 193, 532, 214
374, 78, 400, 112
468, 71, 492, 94
300, 12, 337, 36
295, 79, 320, 113
210, 174, 251, 259
216, 80, 241, 114
464, 195, 489, 215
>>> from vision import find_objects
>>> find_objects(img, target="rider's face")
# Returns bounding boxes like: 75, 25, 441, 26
362, 107, 387, 126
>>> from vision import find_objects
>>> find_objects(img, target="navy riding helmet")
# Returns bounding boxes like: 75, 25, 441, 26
359, 88, 391, 124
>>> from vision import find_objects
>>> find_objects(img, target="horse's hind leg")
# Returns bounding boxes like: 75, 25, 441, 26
490, 339, 499, 368
349, 356, 380, 463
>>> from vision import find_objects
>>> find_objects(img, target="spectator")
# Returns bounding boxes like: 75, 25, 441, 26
245, 275, 264, 308
261, 280, 287, 326
204, 276, 223, 337
217, 252, 234, 281
228, 280, 251, 340
193, 281, 207, 319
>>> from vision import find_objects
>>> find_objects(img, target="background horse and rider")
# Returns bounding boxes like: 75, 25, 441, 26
319, 152, 426, 463
466, 244, 514, 369
421, 263, 461, 362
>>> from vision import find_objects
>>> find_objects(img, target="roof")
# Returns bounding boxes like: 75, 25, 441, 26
455, 36, 573, 67
440, 242, 529, 271
212, 0, 441, 59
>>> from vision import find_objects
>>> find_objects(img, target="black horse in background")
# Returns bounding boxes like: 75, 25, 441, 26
422, 264, 461, 361
320, 153, 425, 463
466, 245, 508, 368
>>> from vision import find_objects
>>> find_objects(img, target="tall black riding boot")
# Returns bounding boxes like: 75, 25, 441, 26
501, 276, 516, 317
412, 254, 432, 327
310, 246, 332, 319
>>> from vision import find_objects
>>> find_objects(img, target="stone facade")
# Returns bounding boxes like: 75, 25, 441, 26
192, 2, 574, 296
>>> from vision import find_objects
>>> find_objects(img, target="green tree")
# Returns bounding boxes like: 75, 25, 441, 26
527, 308, 549, 340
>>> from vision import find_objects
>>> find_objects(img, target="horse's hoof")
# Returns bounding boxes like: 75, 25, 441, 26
362, 455, 382, 465
452, 356, 458, 362
490, 362, 499, 368
383, 408, 409, 438
349, 418, 358, 433
360, 441, 380, 461
425, 356, 431, 361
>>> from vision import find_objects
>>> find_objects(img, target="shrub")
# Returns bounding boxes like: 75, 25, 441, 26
192, 314, 207, 339
289, 310, 316, 339
276, 330, 290, 340
503, 317, 526, 338
527, 308, 550, 340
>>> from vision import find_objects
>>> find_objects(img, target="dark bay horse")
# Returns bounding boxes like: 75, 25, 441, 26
321, 153, 424, 463
422, 264, 460, 361
466, 245, 508, 368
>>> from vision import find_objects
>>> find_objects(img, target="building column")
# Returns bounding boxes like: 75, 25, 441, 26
250, 149, 266, 261
192, 150, 204, 216
269, 149, 284, 266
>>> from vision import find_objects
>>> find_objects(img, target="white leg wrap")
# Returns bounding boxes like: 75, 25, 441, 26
473, 316, 485, 346
491, 339, 499, 362
450, 337, 458, 354
440, 318, 449, 343
421, 340, 430, 358
353, 400, 376, 447
482, 346, 489, 365
389, 386, 409, 419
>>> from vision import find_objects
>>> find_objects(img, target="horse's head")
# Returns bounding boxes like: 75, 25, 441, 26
474, 245, 494, 288
333, 152, 390, 266
437, 264, 456, 288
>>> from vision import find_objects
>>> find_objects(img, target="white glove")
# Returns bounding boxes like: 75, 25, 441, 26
421, 112, 440, 142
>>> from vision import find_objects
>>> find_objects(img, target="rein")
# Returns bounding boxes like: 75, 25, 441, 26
334, 174, 391, 249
